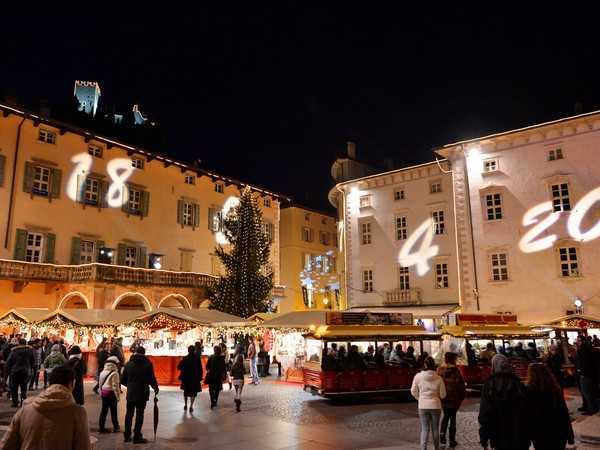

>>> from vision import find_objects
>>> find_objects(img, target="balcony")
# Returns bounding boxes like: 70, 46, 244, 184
0, 259, 217, 288
383, 288, 423, 306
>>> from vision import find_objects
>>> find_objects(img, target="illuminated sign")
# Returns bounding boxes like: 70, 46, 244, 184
398, 218, 439, 276
66, 153, 134, 207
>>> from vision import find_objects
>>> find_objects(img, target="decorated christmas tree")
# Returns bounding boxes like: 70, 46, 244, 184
208, 186, 274, 318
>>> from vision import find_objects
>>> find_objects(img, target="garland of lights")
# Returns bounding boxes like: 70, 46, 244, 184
129, 313, 196, 332
0, 315, 28, 328
208, 186, 274, 318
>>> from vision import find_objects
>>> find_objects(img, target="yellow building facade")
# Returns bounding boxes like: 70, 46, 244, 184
0, 102, 286, 314
279, 205, 341, 313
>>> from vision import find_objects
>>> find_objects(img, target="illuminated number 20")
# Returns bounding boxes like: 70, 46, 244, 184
518, 202, 559, 253
398, 218, 439, 276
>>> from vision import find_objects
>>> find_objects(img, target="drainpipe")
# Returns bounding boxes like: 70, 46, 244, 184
5, 117, 26, 249
461, 145, 481, 311
336, 185, 349, 310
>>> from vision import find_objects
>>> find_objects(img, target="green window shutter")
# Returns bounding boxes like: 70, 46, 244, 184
117, 243, 127, 266
95, 240, 105, 262
193, 203, 200, 228
23, 162, 34, 193
136, 246, 147, 268
208, 207, 215, 231
50, 168, 62, 199
76, 175, 85, 203
177, 199, 183, 225
100, 181, 109, 208
70, 236, 81, 265
0, 154, 6, 187
141, 191, 150, 217
44, 233, 56, 263
14, 229, 28, 260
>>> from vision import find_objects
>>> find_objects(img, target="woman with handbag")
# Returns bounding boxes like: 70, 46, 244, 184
177, 345, 203, 412
98, 355, 121, 433
231, 354, 246, 412
205, 346, 227, 409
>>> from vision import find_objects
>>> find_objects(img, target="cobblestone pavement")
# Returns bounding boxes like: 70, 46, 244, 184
0, 381, 594, 449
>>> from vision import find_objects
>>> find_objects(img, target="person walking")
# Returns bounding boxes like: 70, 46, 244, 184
526, 363, 574, 450
437, 352, 466, 448
93, 339, 108, 394
545, 345, 566, 389
410, 356, 446, 450
28, 339, 42, 391
205, 345, 227, 409
42, 344, 67, 385
576, 335, 599, 415
98, 355, 121, 433
41, 337, 52, 389
65, 346, 86, 405
479, 354, 529, 450
177, 345, 203, 413
120, 346, 159, 444
231, 354, 246, 412
220, 342, 232, 390
248, 337, 259, 385
5, 339, 34, 408
0, 365, 92, 450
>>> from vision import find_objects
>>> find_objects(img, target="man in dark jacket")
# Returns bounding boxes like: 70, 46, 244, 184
5, 339, 34, 407
576, 335, 599, 415
478, 354, 529, 450
121, 346, 159, 444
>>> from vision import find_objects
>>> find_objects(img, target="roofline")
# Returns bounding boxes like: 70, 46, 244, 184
435, 109, 600, 150
0, 102, 292, 202
280, 202, 336, 219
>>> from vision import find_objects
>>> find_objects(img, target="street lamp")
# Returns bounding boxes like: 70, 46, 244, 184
574, 297, 584, 314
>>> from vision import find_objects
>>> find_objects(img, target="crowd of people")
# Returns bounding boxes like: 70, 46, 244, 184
321, 342, 431, 371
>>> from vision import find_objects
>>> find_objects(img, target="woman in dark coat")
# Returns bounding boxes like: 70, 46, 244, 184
479, 354, 529, 450
177, 345, 203, 412
438, 352, 466, 447
205, 345, 226, 409
65, 345, 86, 405
526, 363, 574, 450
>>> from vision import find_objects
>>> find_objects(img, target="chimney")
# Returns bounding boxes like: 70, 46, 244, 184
346, 141, 356, 159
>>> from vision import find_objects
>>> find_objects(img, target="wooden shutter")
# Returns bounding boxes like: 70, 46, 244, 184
193, 203, 200, 228
208, 207, 216, 231
117, 243, 127, 266
14, 229, 28, 260
50, 169, 62, 199
141, 191, 150, 217
23, 162, 34, 193
75, 175, 85, 203
44, 233, 56, 263
136, 246, 147, 268
176, 199, 183, 225
121, 186, 129, 213
100, 181, 109, 208
180, 251, 193, 272
70, 236, 81, 265
0, 154, 6, 187
96, 240, 105, 262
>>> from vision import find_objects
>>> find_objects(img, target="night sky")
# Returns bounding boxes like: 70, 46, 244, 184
2, 5, 600, 212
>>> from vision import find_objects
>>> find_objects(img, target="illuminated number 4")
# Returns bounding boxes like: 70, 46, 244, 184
398, 218, 439, 276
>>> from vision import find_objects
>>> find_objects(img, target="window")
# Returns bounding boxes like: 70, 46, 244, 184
551, 183, 571, 212
128, 188, 142, 215
362, 269, 374, 292
361, 222, 372, 245
435, 263, 449, 288
396, 216, 407, 240
302, 227, 313, 242
483, 159, 499, 173
84, 178, 100, 205
25, 232, 43, 263
430, 181, 442, 194
215, 182, 224, 193
559, 247, 580, 277
38, 129, 56, 144
180, 251, 194, 272
124, 247, 137, 267
393, 189, 405, 201
80, 240, 95, 264
88, 145, 103, 158
303, 253, 313, 271
432, 210, 445, 235
264, 222, 275, 243
304, 213, 310, 221
182, 201, 194, 226
490, 253, 508, 281
359, 195, 372, 208
548, 148, 564, 161
485, 193, 503, 220
184, 175, 196, 185
131, 158, 144, 170
263, 198, 271, 207
399, 266, 410, 290
33, 166, 50, 196
319, 231, 330, 246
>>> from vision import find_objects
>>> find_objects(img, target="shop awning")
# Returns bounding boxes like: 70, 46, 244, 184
0, 308, 50, 325
260, 310, 329, 329
306, 324, 442, 341
441, 324, 549, 339
536, 313, 600, 331
36, 309, 142, 328
177, 308, 247, 326
348, 304, 459, 319
248, 312, 281, 323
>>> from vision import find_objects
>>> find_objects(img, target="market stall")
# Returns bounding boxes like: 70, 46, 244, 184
0, 308, 49, 337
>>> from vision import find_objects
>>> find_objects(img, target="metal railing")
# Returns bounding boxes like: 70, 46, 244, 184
383, 288, 423, 306
0, 259, 217, 288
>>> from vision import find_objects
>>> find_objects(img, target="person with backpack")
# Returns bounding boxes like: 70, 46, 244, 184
5, 339, 35, 408
437, 352, 466, 448
411, 356, 446, 450
98, 355, 121, 433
